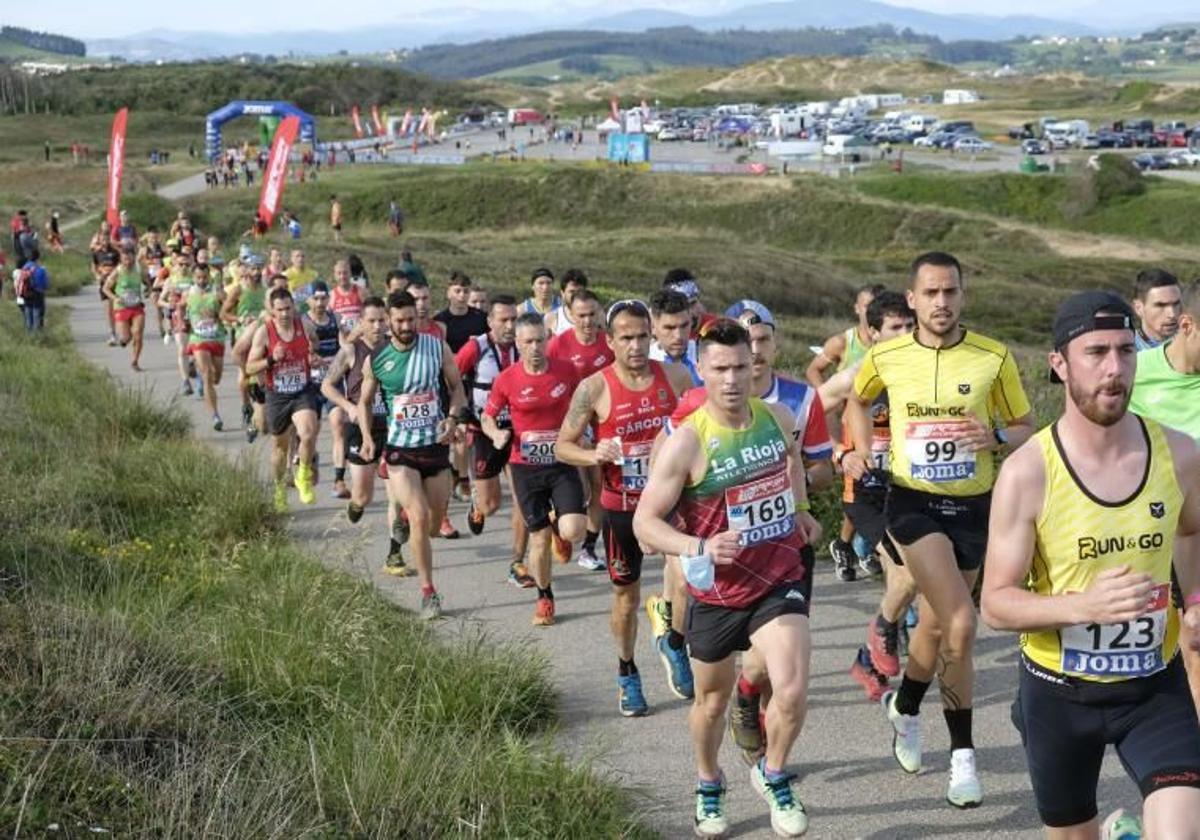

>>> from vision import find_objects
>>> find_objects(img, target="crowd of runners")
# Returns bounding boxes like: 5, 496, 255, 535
82, 210, 1200, 840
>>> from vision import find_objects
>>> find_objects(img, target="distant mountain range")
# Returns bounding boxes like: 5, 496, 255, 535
77, 0, 1126, 62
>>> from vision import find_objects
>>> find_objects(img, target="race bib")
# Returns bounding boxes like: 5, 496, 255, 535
871, 432, 891, 472
371, 389, 388, 417
194, 319, 219, 339
121, 291, 142, 307
619, 440, 652, 491
519, 430, 558, 465
392, 391, 438, 432
272, 362, 306, 395
724, 470, 796, 547
905, 421, 974, 482
1060, 583, 1169, 678
310, 359, 330, 385
340, 316, 359, 334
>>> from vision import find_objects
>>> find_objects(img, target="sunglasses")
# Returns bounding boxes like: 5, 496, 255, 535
606, 298, 650, 325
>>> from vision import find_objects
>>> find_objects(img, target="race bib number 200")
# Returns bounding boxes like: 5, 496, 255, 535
1060, 583, 1169, 678
725, 470, 796, 547
906, 421, 975, 482
520, 430, 558, 465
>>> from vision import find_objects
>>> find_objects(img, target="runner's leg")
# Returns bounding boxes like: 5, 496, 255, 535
692, 656, 738, 780
753, 615, 812, 773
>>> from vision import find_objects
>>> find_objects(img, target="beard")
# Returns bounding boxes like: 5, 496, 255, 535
394, 328, 416, 345
1068, 377, 1130, 427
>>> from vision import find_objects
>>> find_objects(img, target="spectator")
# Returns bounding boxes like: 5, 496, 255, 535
397, 249, 427, 285
14, 249, 49, 333
388, 200, 405, 237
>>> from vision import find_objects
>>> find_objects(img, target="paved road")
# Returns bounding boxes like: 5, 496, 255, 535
67, 286, 1144, 839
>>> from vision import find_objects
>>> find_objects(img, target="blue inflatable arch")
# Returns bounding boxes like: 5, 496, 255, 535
205, 101, 316, 159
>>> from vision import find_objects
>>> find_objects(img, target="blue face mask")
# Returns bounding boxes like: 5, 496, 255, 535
680, 552, 715, 592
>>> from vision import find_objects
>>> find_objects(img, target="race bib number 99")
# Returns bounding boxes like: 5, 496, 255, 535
393, 391, 438, 432
725, 470, 796, 547
520, 430, 558, 465
1060, 583, 1169, 679
906, 421, 974, 482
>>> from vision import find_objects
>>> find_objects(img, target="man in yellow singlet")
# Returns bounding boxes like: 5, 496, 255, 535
983, 290, 1200, 840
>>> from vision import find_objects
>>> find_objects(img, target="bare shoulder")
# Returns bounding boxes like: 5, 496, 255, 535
994, 436, 1047, 512
1163, 426, 1200, 478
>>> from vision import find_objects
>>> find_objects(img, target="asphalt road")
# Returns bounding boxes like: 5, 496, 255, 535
65, 283, 1146, 839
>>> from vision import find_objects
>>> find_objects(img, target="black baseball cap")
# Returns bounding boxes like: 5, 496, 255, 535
310, 280, 330, 295
1049, 290, 1135, 383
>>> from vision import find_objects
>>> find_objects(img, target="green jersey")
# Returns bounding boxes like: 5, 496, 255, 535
112, 269, 144, 311
836, 326, 870, 372
1129, 342, 1200, 442
237, 285, 266, 321
187, 288, 226, 344
371, 333, 445, 449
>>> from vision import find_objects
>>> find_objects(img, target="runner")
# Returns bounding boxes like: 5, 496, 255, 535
544, 267, 589, 336
435, 271, 490, 502
819, 291, 918, 700
401, 276, 448, 341
518, 267, 561, 317
547, 287, 614, 570
1129, 277, 1200, 713
649, 288, 701, 386
454, 295, 531, 586
102, 246, 147, 371
245, 287, 321, 512
845, 251, 1035, 808
662, 268, 713, 335
303, 281, 350, 498
263, 247, 286, 286
982, 289, 1200, 839
482, 313, 586, 627
356, 290, 468, 619
556, 298, 695, 715
185, 258, 228, 431
329, 259, 365, 336
1131, 268, 1181, 351
161, 256, 202, 396
221, 254, 268, 438
284, 248, 318, 310
90, 221, 119, 346
468, 285, 488, 312
329, 194, 343, 244
137, 226, 167, 337
633, 317, 821, 838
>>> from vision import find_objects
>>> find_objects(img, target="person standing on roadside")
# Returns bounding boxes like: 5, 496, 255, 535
330, 195, 343, 244
13, 250, 49, 333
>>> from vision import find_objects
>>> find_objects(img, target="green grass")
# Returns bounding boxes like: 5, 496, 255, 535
0, 309, 653, 837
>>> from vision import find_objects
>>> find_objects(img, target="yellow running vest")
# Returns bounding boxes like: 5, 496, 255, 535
1022, 417, 1182, 682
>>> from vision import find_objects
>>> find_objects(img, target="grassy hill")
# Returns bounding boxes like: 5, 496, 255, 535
0, 34, 86, 63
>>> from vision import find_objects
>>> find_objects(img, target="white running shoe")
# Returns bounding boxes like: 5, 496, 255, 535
946, 748, 982, 809
576, 545, 606, 571
882, 690, 922, 774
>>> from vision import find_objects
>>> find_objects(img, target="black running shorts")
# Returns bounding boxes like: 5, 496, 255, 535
1013, 655, 1200, 828
384, 443, 450, 480
603, 509, 642, 586
346, 422, 387, 466
265, 387, 319, 436
509, 463, 585, 532
884, 485, 990, 571
686, 579, 811, 664
473, 429, 512, 480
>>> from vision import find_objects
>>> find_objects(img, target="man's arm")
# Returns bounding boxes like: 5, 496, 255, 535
1169, 432, 1200, 631
321, 345, 358, 417
767, 402, 822, 545
440, 341, 466, 417
556, 374, 608, 467
817, 364, 860, 417
804, 333, 846, 387
244, 324, 271, 377
664, 362, 695, 398
219, 285, 240, 325
356, 362, 381, 462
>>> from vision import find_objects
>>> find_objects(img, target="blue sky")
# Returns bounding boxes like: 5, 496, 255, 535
6, 0, 1190, 39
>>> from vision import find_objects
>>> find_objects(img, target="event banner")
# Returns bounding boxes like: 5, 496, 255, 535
351, 105, 364, 138
106, 107, 128, 228
257, 115, 300, 228
371, 105, 384, 135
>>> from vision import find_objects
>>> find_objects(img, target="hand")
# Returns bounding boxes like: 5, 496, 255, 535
491, 428, 512, 449
841, 451, 868, 480
952, 415, 995, 453
1184, 607, 1200, 654
271, 343, 287, 362
795, 510, 822, 546
436, 418, 456, 445
359, 433, 376, 464
1077, 565, 1154, 625
707, 530, 743, 565
594, 438, 623, 464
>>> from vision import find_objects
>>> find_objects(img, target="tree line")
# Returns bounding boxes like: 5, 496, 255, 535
1, 25, 86, 57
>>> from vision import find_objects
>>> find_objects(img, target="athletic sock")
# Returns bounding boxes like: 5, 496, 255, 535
944, 708, 974, 751
618, 658, 638, 676
737, 674, 762, 698
388, 538, 401, 557
667, 629, 686, 650
876, 614, 899, 635
420, 584, 436, 598
894, 675, 931, 717
583, 530, 599, 551
334, 467, 346, 482
758, 756, 787, 782
536, 586, 554, 600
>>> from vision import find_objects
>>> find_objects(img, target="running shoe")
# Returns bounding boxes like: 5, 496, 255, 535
420, 592, 443, 620
849, 645, 890, 703
332, 479, 351, 499
645, 594, 672, 641
751, 759, 808, 838
551, 529, 571, 564
866, 615, 901, 677
830, 538, 856, 582
1102, 809, 1143, 840
438, 514, 460, 540
532, 596, 555, 627
729, 687, 764, 759
385, 552, 413, 577
946, 748, 982, 809
466, 502, 486, 536
241, 403, 253, 428
272, 482, 289, 514
882, 690, 922, 774
163, 332, 171, 346
656, 634, 695, 699
295, 462, 317, 505
392, 511, 411, 547
693, 776, 729, 839
454, 478, 471, 503
194, 377, 204, 399
576, 545, 606, 571
617, 672, 649, 717
245, 424, 257, 444
507, 561, 536, 589
347, 502, 365, 524
212, 414, 223, 432
858, 553, 883, 578
181, 379, 193, 396
106, 334, 119, 347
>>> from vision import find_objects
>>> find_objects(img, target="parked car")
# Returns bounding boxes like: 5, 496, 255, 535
913, 132, 948, 147
1078, 134, 1101, 149
1132, 153, 1171, 171
1167, 149, 1200, 167
657, 128, 681, 141
1133, 132, 1164, 148
1021, 138, 1048, 155
954, 136, 994, 153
